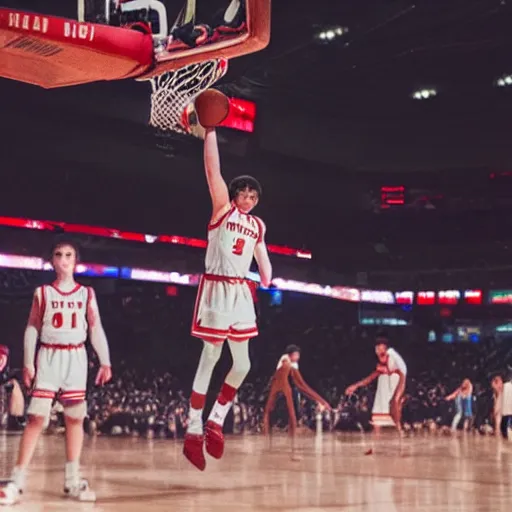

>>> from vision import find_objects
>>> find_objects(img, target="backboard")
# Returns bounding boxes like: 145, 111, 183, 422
0, 0, 271, 88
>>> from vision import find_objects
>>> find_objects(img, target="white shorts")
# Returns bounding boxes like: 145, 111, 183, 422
191, 274, 258, 343
371, 373, 400, 427
29, 343, 88, 414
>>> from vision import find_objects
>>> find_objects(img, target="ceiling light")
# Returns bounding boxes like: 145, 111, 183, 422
316, 26, 348, 42
495, 73, 512, 87
412, 88, 437, 100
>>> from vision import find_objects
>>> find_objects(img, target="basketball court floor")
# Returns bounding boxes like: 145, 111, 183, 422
0, 431, 511, 511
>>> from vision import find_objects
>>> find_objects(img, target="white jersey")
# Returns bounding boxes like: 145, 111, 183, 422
499, 381, 512, 416
276, 354, 299, 370
386, 348, 407, 376
205, 205, 263, 278
39, 284, 90, 345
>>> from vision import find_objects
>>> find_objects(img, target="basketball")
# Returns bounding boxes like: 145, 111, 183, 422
194, 89, 230, 128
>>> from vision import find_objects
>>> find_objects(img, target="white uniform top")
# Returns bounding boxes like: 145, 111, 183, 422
39, 284, 90, 345
277, 354, 299, 370
386, 348, 407, 376
499, 381, 512, 416
205, 206, 263, 278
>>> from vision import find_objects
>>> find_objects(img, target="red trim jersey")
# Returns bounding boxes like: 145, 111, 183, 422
206, 205, 263, 278
39, 284, 90, 345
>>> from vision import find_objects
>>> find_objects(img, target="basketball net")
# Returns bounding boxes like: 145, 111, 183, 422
147, 58, 228, 137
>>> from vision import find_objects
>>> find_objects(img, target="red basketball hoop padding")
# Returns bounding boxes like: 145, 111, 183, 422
0, 9, 154, 88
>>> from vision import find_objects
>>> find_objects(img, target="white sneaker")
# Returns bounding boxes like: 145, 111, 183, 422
63, 479, 96, 502
0, 482, 22, 506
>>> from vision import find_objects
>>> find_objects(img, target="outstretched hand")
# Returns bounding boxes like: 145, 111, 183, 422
345, 384, 357, 396
95, 365, 112, 386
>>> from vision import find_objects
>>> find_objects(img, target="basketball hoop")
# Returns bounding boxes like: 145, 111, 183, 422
146, 58, 228, 136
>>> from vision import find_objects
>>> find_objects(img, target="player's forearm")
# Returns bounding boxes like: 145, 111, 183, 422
204, 129, 229, 212
292, 370, 328, 406
254, 243, 272, 287
90, 325, 111, 366
357, 371, 379, 388
258, 258, 272, 288
23, 325, 38, 371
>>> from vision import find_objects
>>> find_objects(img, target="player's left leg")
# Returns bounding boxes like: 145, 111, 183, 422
390, 379, 406, 433
183, 341, 224, 471
61, 399, 95, 502
60, 347, 94, 501
205, 339, 251, 459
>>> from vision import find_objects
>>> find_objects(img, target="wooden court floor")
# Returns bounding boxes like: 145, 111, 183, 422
0, 430, 511, 511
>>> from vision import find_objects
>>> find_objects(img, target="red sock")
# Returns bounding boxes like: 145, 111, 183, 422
190, 391, 206, 410
217, 383, 237, 405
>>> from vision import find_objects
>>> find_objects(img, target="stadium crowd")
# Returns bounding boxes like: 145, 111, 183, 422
1, 275, 509, 437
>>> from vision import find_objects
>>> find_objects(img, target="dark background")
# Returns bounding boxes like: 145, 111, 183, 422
2, 0, 512, 280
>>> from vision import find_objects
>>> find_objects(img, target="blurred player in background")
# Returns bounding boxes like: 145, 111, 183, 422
491, 373, 512, 440
445, 378, 473, 433
0, 345, 25, 432
184, 127, 272, 471
263, 345, 331, 458
345, 333, 407, 451
0, 240, 112, 505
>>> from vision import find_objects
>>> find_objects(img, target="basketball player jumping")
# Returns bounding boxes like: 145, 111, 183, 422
0, 240, 112, 505
345, 334, 407, 436
184, 127, 272, 471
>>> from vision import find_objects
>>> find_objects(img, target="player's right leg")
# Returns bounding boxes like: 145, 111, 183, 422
183, 341, 223, 471
263, 386, 279, 435
0, 396, 53, 505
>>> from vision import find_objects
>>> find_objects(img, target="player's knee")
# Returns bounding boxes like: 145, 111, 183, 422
27, 414, 47, 427
27, 397, 52, 421
232, 357, 251, 378
63, 400, 87, 420
202, 342, 222, 366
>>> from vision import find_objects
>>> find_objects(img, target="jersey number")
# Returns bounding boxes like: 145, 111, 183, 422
51, 312, 77, 329
232, 238, 246, 256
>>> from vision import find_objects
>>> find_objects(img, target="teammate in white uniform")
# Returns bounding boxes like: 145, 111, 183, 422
0, 240, 112, 505
492, 374, 512, 439
184, 127, 272, 471
345, 334, 407, 433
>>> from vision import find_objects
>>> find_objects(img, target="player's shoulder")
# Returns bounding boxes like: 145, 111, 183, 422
209, 203, 234, 229
251, 215, 266, 235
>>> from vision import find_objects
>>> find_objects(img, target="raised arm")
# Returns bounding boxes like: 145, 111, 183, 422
253, 219, 272, 288
290, 368, 330, 409
445, 388, 461, 401
23, 288, 42, 388
204, 128, 230, 222
86, 288, 112, 386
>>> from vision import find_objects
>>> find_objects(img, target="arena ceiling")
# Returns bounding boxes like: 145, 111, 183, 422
1, 0, 512, 266
2, 0, 511, 171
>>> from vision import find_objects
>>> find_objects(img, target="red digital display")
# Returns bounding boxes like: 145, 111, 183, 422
395, 291, 414, 305
417, 291, 436, 305
438, 290, 460, 305
220, 97, 257, 133
464, 290, 482, 305
381, 186, 405, 209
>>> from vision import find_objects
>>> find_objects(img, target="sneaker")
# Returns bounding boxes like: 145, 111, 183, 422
63, 479, 96, 502
183, 433, 206, 471
205, 420, 224, 459
0, 482, 21, 506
